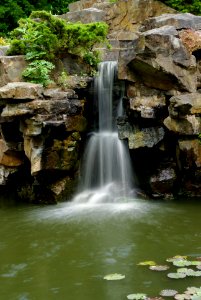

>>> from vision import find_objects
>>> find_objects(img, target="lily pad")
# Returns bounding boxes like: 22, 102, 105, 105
184, 287, 200, 295
127, 293, 147, 300
103, 273, 125, 280
191, 261, 201, 266
138, 261, 156, 266
174, 294, 191, 300
160, 290, 178, 297
177, 268, 195, 276
173, 260, 192, 267
192, 271, 201, 277
167, 272, 186, 279
149, 265, 169, 271
166, 256, 187, 262
147, 298, 164, 300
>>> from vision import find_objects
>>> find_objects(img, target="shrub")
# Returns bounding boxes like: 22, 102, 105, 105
161, 0, 201, 15
22, 60, 55, 86
7, 11, 109, 85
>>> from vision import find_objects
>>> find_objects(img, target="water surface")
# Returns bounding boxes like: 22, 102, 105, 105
1, 197, 201, 299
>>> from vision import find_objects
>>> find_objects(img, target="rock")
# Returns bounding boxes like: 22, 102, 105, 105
1, 99, 83, 118
178, 139, 201, 168
43, 88, 77, 99
49, 176, 77, 201
0, 165, 18, 185
150, 166, 177, 196
168, 93, 201, 118
43, 137, 80, 171
0, 82, 43, 101
64, 115, 87, 132
118, 120, 165, 149
164, 115, 201, 134
60, 7, 105, 23
128, 25, 197, 92
0, 56, 27, 87
24, 136, 44, 175
179, 29, 201, 54
105, 0, 175, 35
140, 13, 201, 32
0, 139, 23, 167
20, 119, 42, 136
127, 82, 166, 118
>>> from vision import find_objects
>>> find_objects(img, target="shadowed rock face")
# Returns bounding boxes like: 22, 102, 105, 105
0, 80, 89, 203
1, 0, 201, 202
115, 11, 201, 198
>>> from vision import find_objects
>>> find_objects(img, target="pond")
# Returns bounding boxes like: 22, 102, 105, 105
0, 197, 201, 300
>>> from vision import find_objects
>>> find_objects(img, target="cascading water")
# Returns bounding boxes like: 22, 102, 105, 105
74, 61, 134, 204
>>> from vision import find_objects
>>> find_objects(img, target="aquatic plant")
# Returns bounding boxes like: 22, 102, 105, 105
103, 273, 125, 280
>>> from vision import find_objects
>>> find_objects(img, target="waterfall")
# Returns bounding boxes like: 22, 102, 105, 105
74, 61, 134, 204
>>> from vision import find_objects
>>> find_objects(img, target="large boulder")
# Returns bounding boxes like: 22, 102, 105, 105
0, 56, 27, 87
0, 82, 43, 101
127, 82, 166, 118
118, 118, 165, 149
127, 25, 197, 92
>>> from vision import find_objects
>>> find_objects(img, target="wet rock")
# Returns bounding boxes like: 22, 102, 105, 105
118, 120, 165, 149
150, 166, 177, 196
0, 165, 18, 185
49, 176, 77, 202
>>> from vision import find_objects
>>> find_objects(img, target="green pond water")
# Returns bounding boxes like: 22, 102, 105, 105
1, 197, 201, 300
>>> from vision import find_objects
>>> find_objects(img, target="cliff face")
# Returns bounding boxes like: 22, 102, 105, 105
0, 0, 201, 202
0, 58, 91, 203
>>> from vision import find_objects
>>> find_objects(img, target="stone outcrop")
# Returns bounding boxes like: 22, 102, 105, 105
116, 12, 201, 198
1, 0, 201, 202
0, 79, 90, 203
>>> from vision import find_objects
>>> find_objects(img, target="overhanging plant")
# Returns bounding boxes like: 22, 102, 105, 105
7, 10, 109, 86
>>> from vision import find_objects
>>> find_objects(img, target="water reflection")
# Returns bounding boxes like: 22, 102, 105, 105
1, 198, 201, 300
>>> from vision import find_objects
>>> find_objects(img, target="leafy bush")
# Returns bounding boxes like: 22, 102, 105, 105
161, 0, 201, 15
22, 60, 55, 86
7, 11, 108, 85
0, 0, 76, 36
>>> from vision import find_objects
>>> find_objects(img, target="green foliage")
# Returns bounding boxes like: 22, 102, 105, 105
22, 60, 55, 86
0, 0, 76, 36
7, 11, 108, 85
8, 11, 108, 62
161, 0, 201, 15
